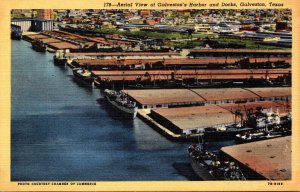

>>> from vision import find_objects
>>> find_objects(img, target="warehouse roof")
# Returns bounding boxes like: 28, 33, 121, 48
246, 87, 291, 98
151, 105, 234, 130
221, 136, 291, 180
192, 88, 260, 101
125, 88, 291, 106
125, 89, 204, 105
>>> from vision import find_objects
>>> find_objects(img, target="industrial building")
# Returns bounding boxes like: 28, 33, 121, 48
125, 87, 291, 109
11, 18, 54, 32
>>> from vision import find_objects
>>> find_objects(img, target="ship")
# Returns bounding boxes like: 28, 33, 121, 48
53, 50, 67, 65
202, 124, 253, 139
72, 68, 95, 85
235, 109, 291, 143
235, 130, 283, 143
104, 89, 138, 119
11, 31, 22, 40
246, 107, 281, 129
31, 39, 46, 52
188, 143, 246, 180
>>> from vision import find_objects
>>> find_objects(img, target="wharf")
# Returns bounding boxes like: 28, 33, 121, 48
72, 57, 290, 70
221, 136, 291, 180
92, 69, 290, 82
137, 101, 290, 140
23, 32, 81, 50
149, 101, 290, 136
137, 109, 182, 141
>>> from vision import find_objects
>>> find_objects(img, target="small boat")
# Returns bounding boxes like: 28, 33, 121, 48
104, 89, 138, 119
188, 143, 246, 180
72, 68, 95, 84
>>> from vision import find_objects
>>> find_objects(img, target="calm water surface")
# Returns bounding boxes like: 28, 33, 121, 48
11, 40, 234, 181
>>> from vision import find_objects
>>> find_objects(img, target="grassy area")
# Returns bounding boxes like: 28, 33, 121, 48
218, 37, 290, 50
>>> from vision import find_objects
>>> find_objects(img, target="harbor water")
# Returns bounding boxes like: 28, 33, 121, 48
11, 40, 235, 181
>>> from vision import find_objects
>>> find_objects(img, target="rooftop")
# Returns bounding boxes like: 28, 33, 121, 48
246, 87, 291, 98
192, 88, 260, 101
125, 88, 291, 106
221, 136, 291, 180
125, 89, 204, 105
152, 105, 234, 130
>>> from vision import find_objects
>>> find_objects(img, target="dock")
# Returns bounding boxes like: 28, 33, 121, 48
221, 136, 291, 180
71, 57, 290, 70
149, 101, 290, 136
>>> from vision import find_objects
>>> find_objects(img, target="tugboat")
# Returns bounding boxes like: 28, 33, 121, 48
72, 68, 95, 85
104, 89, 138, 119
188, 140, 246, 180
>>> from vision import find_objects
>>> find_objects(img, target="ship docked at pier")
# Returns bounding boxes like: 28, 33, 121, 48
31, 39, 46, 52
188, 143, 246, 180
72, 68, 95, 85
104, 89, 138, 119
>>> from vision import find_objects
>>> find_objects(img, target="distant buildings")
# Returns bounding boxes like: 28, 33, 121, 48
37, 9, 53, 20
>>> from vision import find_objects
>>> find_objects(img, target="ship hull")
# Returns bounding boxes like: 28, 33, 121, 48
31, 42, 46, 52
189, 155, 216, 180
53, 56, 67, 65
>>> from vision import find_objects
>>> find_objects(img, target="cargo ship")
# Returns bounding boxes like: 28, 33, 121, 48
104, 89, 138, 119
188, 143, 246, 180
72, 68, 95, 85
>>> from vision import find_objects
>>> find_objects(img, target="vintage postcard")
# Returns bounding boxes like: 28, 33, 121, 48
0, 0, 299, 191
